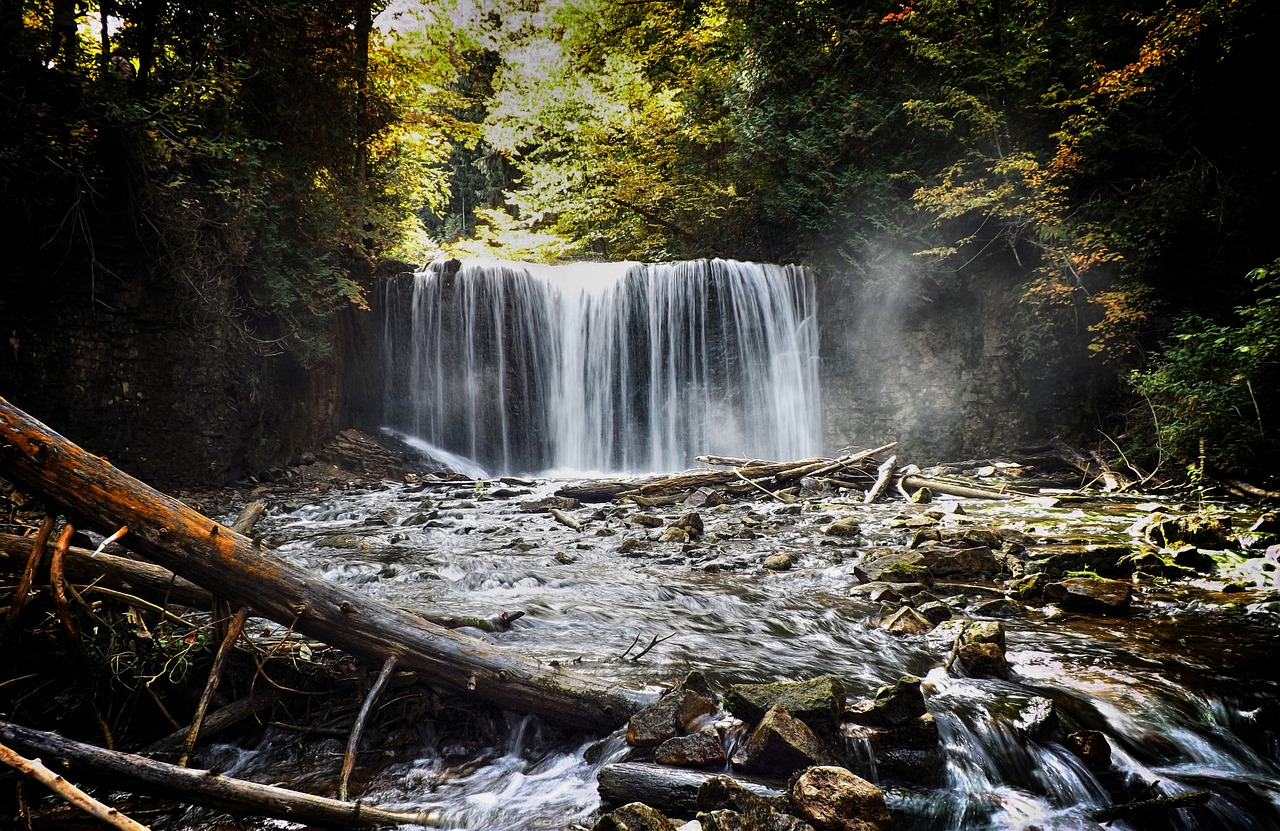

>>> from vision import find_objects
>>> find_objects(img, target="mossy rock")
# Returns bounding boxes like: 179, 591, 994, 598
722, 675, 846, 736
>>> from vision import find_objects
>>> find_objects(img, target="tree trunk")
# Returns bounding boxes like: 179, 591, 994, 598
0, 396, 639, 731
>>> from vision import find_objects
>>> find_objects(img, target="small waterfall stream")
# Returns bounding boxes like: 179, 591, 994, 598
380, 259, 821, 476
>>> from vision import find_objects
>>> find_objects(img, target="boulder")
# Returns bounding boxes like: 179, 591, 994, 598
855, 549, 935, 587
1024, 545, 1136, 579
1043, 577, 1132, 614
913, 543, 1002, 580
957, 642, 1009, 679
733, 706, 839, 775
723, 676, 846, 737
656, 731, 728, 768
1013, 696, 1060, 741
824, 517, 863, 538
1066, 730, 1112, 773
790, 766, 892, 831
844, 676, 927, 728
880, 606, 935, 635
594, 802, 679, 831
628, 672, 719, 747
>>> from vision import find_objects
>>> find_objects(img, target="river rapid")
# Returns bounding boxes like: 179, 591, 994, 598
198, 476, 1280, 831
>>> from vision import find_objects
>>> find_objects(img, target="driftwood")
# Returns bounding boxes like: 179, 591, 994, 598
0, 740, 149, 831
0, 720, 438, 827
597, 762, 785, 814
0, 396, 639, 731
865, 455, 898, 504
143, 687, 283, 756
560, 444, 898, 504
339, 655, 397, 801
898, 474, 1020, 501
1087, 788, 1212, 824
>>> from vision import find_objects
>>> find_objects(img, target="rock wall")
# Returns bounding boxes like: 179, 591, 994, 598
816, 256, 1111, 464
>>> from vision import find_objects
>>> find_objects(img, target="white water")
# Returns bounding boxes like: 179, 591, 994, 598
381, 258, 821, 475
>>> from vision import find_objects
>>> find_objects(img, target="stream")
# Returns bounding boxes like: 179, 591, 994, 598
201, 477, 1280, 831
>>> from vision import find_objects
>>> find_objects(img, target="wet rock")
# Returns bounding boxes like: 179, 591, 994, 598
1134, 510, 1234, 550
1169, 544, 1216, 572
957, 642, 1009, 679
618, 537, 646, 556
633, 514, 665, 528
520, 495, 578, 512
824, 517, 862, 538
1044, 577, 1132, 614
594, 802, 679, 831
915, 600, 954, 624
656, 731, 728, 768
880, 606, 934, 635
874, 746, 947, 786
911, 543, 1001, 579
854, 549, 935, 587
1013, 696, 1060, 741
1119, 549, 1196, 578
1024, 545, 1136, 579
628, 673, 719, 747
790, 766, 892, 831
697, 775, 786, 816
763, 553, 796, 571
699, 809, 813, 831
969, 597, 1024, 618
908, 487, 932, 503
660, 527, 692, 543
685, 487, 725, 509
844, 676, 927, 728
733, 705, 839, 775
909, 529, 941, 548
1008, 572, 1048, 600
1066, 730, 1112, 773
669, 512, 705, 540
844, 713, 940, 751
850, 582, 904, 603
723, 676, 846, 736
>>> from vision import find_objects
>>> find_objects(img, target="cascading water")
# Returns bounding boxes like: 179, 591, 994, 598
380, 258, 821, 475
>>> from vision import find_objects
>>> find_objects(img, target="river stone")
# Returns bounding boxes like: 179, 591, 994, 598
520, 495, 578, 512
699, 809, 814, 831
594, 802, 679, 831
733, 705, 840, 775
1008, 572, 1048, 600
913, 543, 1001, 579
763, 553, 795, 571
1119, 549, 1195, 578
1013, 696, 1060, 741
1024, 544, 1136, 579
969, 597, 1024, 618
844, 676, 927, 728
628, 673, 719, 747
850, 582, 904, 603
1169, 544, 1216, 572
1066, 730, 1112, 773
790, 766, 892, 831
1044, 577, 1132, 614
723, 676, 846, 736
656, 730, 728, 768
845, 713, 940, 750
685, 487, 724, 509
854, 549, 935, 587
957, 641, 1009, 679
880, 606, 935, 635
824, 517, 862, 538
697, 774, 787, 816
915, 600, 954, 624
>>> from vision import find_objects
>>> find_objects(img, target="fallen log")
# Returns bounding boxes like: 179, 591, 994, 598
1087, 788, 1212, 824
597, 761, 785, 814
0, 532, 213, 609
0, 720, 438, 828
0, 396, 639, 731
898, 474, 1023, 501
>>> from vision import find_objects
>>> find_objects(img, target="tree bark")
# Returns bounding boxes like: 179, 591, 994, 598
0, 396, 639, 731
0, 720, 437, 828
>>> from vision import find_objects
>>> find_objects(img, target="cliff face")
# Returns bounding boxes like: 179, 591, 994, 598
817, 259, 1112, 463
1, 256, 1107, 489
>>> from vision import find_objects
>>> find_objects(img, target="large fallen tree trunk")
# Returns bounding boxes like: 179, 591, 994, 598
0, 720, 438, 827
0, 396, 639, 731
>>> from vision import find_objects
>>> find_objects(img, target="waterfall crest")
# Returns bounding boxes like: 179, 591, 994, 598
381, 258, 821, 475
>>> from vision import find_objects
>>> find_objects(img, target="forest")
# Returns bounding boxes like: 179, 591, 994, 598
1, 0, 1277, 480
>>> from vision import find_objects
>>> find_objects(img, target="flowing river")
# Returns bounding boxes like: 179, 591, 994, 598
199, 475, 1280, 831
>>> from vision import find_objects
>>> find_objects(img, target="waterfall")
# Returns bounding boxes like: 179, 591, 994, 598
381, 258, 822, 476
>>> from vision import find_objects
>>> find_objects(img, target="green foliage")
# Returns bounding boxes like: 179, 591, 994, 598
1130, 261, 1280, 472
